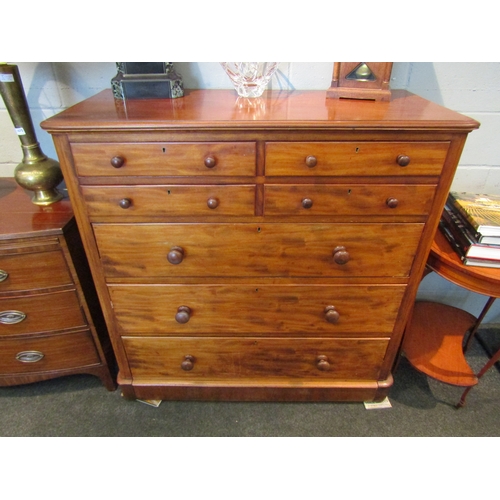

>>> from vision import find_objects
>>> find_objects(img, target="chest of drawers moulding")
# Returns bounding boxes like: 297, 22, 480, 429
0, 179, 116, 390
41, 89, 479, 402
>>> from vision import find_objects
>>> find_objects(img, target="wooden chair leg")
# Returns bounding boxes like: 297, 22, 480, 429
456, 345, 500, 408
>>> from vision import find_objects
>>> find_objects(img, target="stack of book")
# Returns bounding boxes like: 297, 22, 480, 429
439, 191, 500, 268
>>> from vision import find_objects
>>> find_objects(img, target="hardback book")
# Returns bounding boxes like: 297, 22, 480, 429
447, 191, 500, 240
462, 257, 500, 268
439, 221, 500, 268
439, 204, 500, 265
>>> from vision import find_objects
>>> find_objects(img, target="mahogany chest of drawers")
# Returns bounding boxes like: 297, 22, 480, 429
41, 89, 479, 402
0, 179, 115, 390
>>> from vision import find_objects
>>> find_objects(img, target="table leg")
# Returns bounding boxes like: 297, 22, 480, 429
456, 344, 500, 408
464, 296, 496, 352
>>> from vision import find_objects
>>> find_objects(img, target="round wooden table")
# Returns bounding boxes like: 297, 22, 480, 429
404, 229, 500, 407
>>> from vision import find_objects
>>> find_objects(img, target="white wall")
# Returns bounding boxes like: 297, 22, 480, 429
2, 62, 500, 322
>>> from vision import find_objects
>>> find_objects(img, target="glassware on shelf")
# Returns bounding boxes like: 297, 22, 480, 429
221, 62, 279, 98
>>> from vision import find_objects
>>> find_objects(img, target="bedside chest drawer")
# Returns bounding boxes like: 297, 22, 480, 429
265, 142, 449, 176
72, 142, 256, 177
264, 184, 437, 216
0, 291, 86, 336
109, 284, 406, 336
0, 330, 100, 374
94, 222, 424, 278
82, 185, 256, 217
0, 249, 72, 293
123, 336, 389, 381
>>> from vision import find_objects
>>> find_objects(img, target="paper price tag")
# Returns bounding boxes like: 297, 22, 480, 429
0, 74, 15, 82
15, 127, 26, 136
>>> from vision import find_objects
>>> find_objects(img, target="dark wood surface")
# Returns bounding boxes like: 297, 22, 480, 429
0, 179, 73, 240
41, 89, 479, 131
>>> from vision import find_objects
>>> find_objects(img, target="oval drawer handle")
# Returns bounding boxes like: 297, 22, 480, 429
181, 355, 195, 371
0, 269, 9, 283
204, 156, 216, 168
175, 306, 192, 324
0, 310, 26, 325
207, 197, 219, 209
167, 246, 185, 265
332, 246, 350, 265
16, 351, 44, 363
305, 155, 317, 168
386, 197, 399, 208
316, 355, 331, 371
324, 305, 340, 324
396, 154, 410, 167
110, 156, 125, 168
302, 198, 313, 209
119, 198, 132, 209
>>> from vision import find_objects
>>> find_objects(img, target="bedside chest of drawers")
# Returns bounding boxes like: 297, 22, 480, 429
41, 89, 479, 402
0, 179, 115, 390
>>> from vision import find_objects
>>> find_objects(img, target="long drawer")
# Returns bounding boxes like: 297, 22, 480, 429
71, 142, 256, 176
0, 330, 100, 374
0, 291, 86, 336
109, 284, 406, 336
0, 249, 72, 293
82, 185, 256, 217
264, 184, 437, 216
122, 336, 389, 381
94, 222, 424, 278
265, 141, 449, 176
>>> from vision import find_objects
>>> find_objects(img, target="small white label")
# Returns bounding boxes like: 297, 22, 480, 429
364, 397, 392, 410
15, 127, 26, 136
0, 74, 15, 82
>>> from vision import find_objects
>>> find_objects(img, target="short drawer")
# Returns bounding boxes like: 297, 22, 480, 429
265, 141, 449, 176
94, 222, 424, 278
109, 284, 406, 336
71, 142, 256, 176
0, 330, 100, 375
264, 184, 437, 216
0, 249, 72, 293
0, 291, 86, 336
82, 185, 256, 217
122, 336, 389, 381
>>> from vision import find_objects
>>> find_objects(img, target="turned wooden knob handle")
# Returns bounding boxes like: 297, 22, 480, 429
324, 305, 340, 324
167, 246, 185, 265
181, 355, 195, 371
396, 154, 410, 167
119, 198, 132, 209
386, 197, 398, 208
302, 198, 313, 209
175, 306, 191, 324
207, 197, 219, 209
305, 155, 317, 168
204, 156, 216, 168
316, 355, 331, 371
333, 246, 350, 265
110, 156, 125, 168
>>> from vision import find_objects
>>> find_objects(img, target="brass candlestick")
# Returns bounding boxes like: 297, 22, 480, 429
0, 63, 63, 205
